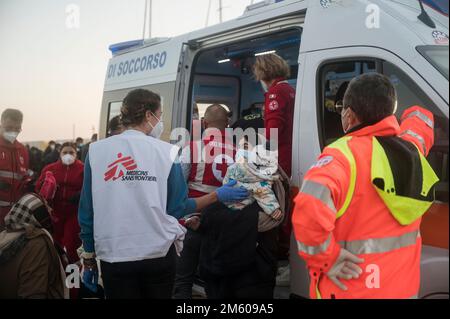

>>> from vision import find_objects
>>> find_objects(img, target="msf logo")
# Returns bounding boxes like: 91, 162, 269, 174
104, 153, 137, 182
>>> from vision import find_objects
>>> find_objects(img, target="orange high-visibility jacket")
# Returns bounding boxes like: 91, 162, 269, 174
292, 106, 436, 299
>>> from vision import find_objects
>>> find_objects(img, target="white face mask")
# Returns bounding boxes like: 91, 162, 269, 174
61, 154, 76, 166
260, 81, 269, 93
148, 112, 164, 139
3, 131, 19, 143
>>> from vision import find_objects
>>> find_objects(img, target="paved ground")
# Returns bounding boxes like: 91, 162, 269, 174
191, 261, 291, 299
192, 284, 290, 299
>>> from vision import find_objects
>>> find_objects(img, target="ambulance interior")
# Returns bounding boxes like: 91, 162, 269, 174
182, 21, 448, 296
188, 29, 301, 129
318, 60, 449, 204
187, 27, 448, 206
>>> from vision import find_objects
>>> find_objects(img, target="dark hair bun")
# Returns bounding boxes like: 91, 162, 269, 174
121, 89, 161, 127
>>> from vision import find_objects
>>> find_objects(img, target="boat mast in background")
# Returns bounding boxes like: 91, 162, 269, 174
142, 0, 153, 39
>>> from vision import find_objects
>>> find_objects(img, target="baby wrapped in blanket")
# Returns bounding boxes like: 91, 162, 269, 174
223, 141, 282, 221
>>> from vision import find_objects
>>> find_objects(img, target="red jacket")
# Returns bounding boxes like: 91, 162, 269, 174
0, 137, 30, 226
292, 106, 435, 299
36, 160, 84, 218
264, 78, 296, 177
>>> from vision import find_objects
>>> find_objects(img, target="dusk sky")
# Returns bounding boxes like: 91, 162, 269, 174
0, 0, 253, 142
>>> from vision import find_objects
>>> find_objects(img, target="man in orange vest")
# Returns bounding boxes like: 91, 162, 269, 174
292, 73, 438, 299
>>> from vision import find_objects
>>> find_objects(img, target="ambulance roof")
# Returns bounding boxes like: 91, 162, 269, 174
104, 0, 449, 92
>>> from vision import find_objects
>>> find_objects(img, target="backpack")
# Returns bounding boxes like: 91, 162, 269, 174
257, 165, 291, 232
38, 171, 57, 201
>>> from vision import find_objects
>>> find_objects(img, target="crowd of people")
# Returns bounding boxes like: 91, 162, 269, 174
0, 53, 439, 299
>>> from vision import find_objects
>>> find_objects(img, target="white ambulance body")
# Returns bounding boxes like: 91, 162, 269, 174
100, 0, 449, 298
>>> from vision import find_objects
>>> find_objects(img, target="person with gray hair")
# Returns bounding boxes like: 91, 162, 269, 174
0, 108, 31, 229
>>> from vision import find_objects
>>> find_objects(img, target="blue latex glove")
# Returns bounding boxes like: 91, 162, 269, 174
83, 268, 99, 293
216, 179, 249, 203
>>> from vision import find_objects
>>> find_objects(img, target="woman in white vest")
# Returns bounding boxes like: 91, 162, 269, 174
78, 89, 248, 299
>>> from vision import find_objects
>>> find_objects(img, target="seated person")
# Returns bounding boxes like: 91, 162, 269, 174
231, 102, 264, 131
107, 116, 125, 137
0, 192, 68, 299
333, 81, 349, 112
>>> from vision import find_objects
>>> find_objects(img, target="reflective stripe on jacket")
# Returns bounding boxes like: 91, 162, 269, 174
292, 106, 437, 299
0, 137, 30, 226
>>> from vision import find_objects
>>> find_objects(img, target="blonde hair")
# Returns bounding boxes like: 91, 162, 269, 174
253, 54, 291, 82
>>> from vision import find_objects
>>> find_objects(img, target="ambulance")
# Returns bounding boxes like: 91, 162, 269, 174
100, 0, 449, 298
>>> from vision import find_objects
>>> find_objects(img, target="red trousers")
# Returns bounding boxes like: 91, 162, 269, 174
53, 207, 81, 263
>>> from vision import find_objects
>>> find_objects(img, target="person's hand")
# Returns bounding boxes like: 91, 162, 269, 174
326, 248, 364, 291
185, 216, 201, 231
216, 179, 249, 203
270, 209, 283, 221
82, 258, 99, 293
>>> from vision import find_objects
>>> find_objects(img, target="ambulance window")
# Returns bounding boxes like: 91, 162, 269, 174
190, 29, 301, 129
382, 61, 449, 202
319, 59, 449, 202
190, 75, 239, 130
107, 101, 122, 132
417, 45, 449, 80
319, 60, 378, 146
108, 101, 122, 120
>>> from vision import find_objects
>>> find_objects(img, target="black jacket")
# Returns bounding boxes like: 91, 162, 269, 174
199, 202, 259, 278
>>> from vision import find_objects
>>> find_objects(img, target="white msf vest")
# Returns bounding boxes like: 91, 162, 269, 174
89, 130, 186, 263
